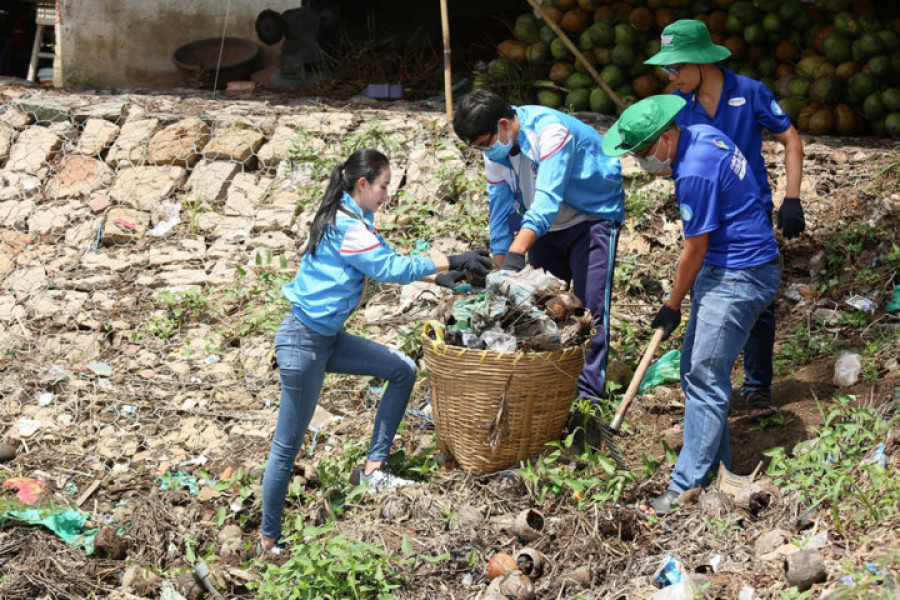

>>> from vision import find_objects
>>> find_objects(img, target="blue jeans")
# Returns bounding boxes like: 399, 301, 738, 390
528, 219, 620, 399
742, 215, 776, 396
669, 260, 781, 493
261, 314, 416, 539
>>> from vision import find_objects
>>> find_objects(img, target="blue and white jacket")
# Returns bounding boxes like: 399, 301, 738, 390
282, 193, 437, 335
484, 105, 625, 256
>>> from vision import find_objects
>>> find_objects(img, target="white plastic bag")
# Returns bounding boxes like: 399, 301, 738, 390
833, 353, 861, 387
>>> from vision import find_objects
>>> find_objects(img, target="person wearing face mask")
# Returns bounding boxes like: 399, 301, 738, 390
452, 88, 625, 402
646, 19, 803, 420
602, 96, 781, 517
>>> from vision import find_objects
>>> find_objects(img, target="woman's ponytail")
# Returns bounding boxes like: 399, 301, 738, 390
302, 150, 389, 256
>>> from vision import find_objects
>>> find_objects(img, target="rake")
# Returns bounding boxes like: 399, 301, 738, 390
598, 326, 666, 469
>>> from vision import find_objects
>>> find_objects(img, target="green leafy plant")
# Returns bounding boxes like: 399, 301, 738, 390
763, 394, 899, 533
249, 522, 416, 599
518, 427, 636, 508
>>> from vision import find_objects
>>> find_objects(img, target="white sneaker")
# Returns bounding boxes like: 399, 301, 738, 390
360, 467, 412, 495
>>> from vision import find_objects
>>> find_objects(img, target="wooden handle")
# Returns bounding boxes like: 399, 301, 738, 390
524, 0, 625, 111
440, 0, 454, 122
609, 327, 665, 430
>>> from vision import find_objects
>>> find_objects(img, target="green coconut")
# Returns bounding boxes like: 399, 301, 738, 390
882, 88, 900, 112
862, 92, 885, 120
745, 23, 767, 45
565, 88, 591, 112
885, 112, 900, 137
847, 72, 878, 99
600, 64, 626, 89
877, 30, 900, 54
540, 25, 557, 44
788, 77, 812, 97
810, 78, 841, 105
526, 42, 550, 64
612, 44, 636, 67
515, 13, 542, 45
866, 55, 894, 80
589, 87, 616, 114
856, 32, 884, 60
587, 21, 614, 47
823, 32, 852, 64
537, 89, 564, 108
613, 23, 636, 46
833, 12, 861, 39
761, 13, 780, 35
550, 37, 573, 60
565, 72, 594, 90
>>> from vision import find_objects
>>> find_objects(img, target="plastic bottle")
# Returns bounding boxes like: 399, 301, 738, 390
833, 353, 862, 387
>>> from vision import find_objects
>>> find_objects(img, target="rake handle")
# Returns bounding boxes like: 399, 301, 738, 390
609, 327, 666, 431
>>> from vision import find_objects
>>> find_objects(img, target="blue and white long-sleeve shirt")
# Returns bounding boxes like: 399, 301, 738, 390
282, 193, 436, 335
484, 105, 625, 256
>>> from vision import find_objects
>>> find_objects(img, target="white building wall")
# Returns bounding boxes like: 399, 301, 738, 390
57, 0, 302, 88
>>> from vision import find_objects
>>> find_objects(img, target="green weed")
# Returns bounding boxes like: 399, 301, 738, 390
518, 427, 636, 508
764, 394, 899, 533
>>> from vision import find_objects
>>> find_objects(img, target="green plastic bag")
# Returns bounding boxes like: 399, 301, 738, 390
637, 349, 681, 394
1, 508, 97, 554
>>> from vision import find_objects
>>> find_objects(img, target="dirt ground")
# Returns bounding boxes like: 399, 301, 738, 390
1, 82, 899, 600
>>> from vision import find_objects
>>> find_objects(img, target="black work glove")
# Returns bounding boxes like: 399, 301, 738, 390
500, 251, 526, 272
434, 270, 465, 289
447, 249, 493, 277
776, 197, 805, 239
651, 304, 681, 341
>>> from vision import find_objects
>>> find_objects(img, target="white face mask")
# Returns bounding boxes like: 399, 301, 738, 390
637, 137, 672, 175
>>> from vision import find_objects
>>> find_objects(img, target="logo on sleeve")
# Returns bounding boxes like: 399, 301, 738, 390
680, 204, 693, 222
770, 99, 785, 116
727, 97, 746, 106
713, 139, 730, 151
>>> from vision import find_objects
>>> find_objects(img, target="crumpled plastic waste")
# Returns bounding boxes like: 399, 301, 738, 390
637, 350, 682, 394
0, 507, 97, 554
156, 471, 200, 495
652, 555, 683, 588
1, 477, 45, 504
887, 285, 900, 314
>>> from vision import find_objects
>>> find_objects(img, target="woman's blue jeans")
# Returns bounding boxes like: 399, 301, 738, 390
261, 314, 416, 539
669, 260, 781, 493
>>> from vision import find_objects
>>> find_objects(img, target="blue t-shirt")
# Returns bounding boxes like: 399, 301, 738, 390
672, 124, 779, 269
673, 67, 791, 211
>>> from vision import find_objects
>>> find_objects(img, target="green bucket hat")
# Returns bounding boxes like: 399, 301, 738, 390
602, 95, 686, 157
644, 19, 731, 66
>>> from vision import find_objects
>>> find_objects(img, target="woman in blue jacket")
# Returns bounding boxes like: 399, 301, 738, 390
259, 148, 492, 554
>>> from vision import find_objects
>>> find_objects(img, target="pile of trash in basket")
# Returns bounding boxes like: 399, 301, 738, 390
441, 266, 592, 352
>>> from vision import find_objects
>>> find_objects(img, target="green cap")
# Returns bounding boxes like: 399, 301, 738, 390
602, 95, 686, 157
644, 19, 731, 66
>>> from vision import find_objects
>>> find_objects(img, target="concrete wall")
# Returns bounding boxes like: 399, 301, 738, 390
57, 0, 301, 89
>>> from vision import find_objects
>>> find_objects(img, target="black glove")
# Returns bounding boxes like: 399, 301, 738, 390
500, 251, 526, 272
447, 249, 493, 277
434, 270, 465, 289
776, 197, 805, 239
651, 304, 681, 341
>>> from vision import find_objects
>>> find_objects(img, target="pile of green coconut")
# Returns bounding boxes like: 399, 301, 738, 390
478, 0, 900, 136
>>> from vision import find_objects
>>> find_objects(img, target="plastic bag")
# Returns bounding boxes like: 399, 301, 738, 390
479, 324, 517, 352
834, 353, 862, 387
637, 350, 681, 394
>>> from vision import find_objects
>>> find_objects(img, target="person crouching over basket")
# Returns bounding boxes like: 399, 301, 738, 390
258, 148, 493, 555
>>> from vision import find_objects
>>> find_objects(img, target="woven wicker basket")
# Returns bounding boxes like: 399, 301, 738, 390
422, 322, 586, 473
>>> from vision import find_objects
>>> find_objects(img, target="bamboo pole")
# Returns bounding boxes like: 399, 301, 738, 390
440, 0, 454, 122
523, 0, 625, 111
